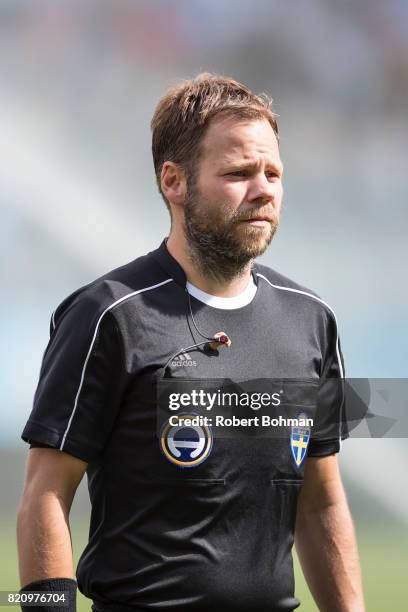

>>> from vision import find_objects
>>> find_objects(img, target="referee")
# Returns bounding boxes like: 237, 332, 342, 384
17, 73, 365, 611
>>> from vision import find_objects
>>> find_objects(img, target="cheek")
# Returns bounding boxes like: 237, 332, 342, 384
274, 182, 284, 206
218, 181, 247, 205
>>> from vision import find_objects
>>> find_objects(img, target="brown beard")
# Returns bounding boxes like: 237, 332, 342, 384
183, 178, 279, 282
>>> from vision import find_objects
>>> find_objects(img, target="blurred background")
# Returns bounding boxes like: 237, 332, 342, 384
1, 0, 407, 610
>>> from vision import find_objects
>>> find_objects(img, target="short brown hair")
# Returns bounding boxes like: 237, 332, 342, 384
151, 72, 279, 212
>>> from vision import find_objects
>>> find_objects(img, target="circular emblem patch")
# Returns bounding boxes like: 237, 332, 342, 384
160, 414, 213, 468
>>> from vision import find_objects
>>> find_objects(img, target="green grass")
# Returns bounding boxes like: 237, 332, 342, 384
2, 518, 406, 611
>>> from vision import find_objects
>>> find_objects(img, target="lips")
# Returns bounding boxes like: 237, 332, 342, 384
238, 211, 274, 222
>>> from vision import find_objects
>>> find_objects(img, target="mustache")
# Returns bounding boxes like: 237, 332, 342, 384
233, 210, 276, 222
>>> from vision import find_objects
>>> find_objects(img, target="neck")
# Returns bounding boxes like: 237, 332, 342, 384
166, 228, 254, 297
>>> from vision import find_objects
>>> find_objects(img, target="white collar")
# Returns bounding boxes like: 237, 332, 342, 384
186, 275, 257, 310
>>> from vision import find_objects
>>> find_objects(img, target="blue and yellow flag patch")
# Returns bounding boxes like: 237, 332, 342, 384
290, 413, 311, 467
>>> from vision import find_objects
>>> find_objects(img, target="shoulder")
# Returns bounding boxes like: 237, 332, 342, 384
254, 262, 339, 323
51, 249, 173, 331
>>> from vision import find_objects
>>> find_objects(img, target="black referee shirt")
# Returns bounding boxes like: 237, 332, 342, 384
22, 238, 347, 612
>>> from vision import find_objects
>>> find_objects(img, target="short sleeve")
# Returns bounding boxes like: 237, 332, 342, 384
21, 293, 129, 463
307, 312, 349, 457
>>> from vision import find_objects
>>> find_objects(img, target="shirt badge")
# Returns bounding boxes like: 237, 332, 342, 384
290, 412, 311, 467
160, 414, 213, 468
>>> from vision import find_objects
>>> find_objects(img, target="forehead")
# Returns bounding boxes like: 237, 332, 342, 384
200, 116, 281, 167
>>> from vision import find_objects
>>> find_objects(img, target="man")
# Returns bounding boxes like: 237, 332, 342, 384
18, 73, 365, 611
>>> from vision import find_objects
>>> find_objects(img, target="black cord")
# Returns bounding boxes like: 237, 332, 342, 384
163, 288, 220, 373
185, 288, 213, 341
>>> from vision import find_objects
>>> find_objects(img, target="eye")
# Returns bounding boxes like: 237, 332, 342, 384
229, 170, 247, 177
266, 171, 280, 180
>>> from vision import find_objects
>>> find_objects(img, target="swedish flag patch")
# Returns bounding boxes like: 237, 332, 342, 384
290, 413, 311, 467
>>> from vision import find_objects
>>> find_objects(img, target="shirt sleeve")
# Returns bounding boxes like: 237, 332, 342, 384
29, 442, 54, 449
21, 292, 129, 463
307, 311, 349, 457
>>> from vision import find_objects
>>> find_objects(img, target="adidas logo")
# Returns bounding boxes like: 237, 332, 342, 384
171, 352, 198, 367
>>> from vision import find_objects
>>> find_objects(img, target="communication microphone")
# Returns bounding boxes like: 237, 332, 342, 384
207, 331, 232, 351
164, 331, 231, 371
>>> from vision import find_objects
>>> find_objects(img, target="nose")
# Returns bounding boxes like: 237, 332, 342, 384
246, 173, 279, 207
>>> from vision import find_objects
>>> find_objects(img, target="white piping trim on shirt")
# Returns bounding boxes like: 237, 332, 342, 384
257, 272, 345, 448
59, 278, 173, 451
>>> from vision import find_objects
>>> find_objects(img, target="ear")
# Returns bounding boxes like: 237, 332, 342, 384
160, 161, 187, 207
